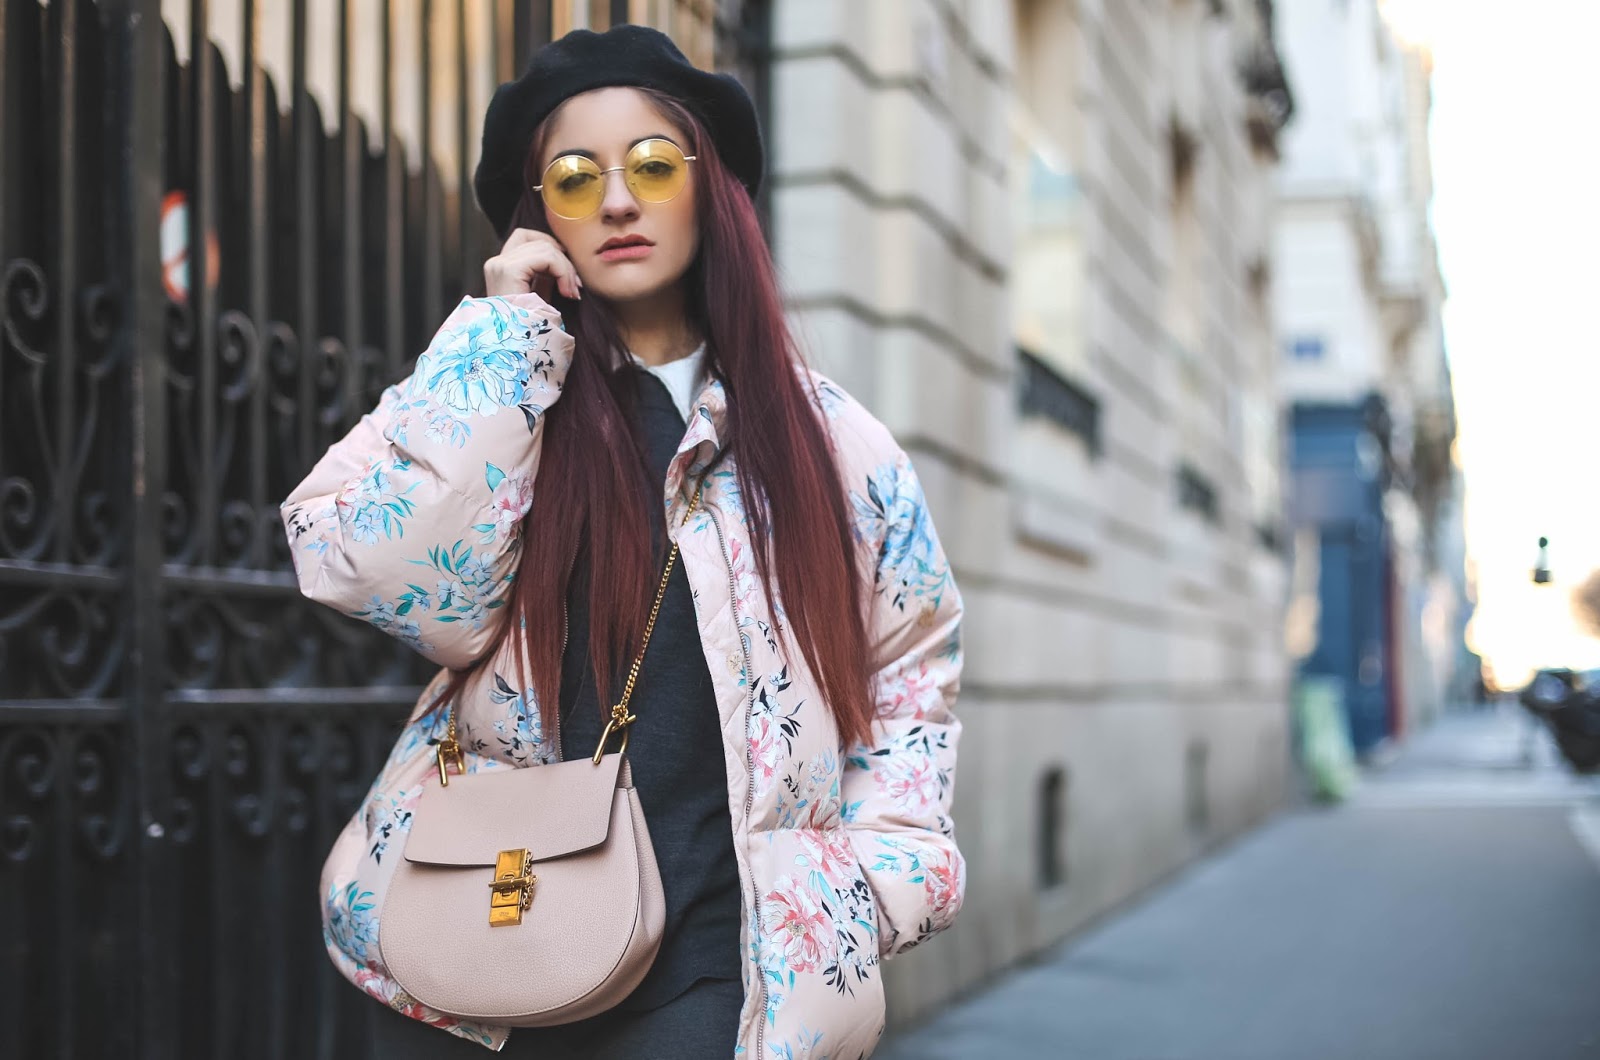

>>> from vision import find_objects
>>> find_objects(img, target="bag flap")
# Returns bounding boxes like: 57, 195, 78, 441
403, 752, 625, 867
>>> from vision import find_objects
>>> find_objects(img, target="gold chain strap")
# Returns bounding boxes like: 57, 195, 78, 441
592, 481, 702, 763
436, 481, 705, 785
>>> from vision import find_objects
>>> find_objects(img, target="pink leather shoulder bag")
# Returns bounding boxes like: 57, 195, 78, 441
378, 484, 702, 1024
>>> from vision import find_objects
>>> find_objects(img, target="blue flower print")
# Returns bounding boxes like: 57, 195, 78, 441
325, 880, 379, 963
463, 672, 557, 766
812, 376, 849, 420
423, 341, 533, 417
409, 297, 558, 435
769, 1028, 828, 1060
352, 593, 434, 653
459, 553, 495, 584
337, 458, 420, 545
435, 579, 463, 610
405, 539, 506, 632
350, 506, 385, 545
392, 617, 426, 644
851, 459, 952, 616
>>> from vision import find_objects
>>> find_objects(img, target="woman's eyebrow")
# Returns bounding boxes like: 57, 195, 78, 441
547, 133, 682, 162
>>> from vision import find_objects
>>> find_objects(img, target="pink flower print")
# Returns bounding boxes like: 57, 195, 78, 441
350, 964, 389, 1002
797, 829, 856, 888
877, 755, 938, 818
334, 457, 385, 514
387, 408, 415, 447
750, 714, 783, 797
762, 875, 837, 973
487, 472, 534, 544
355, 967, 459, 1032
727, 535, 761, 615
923, 857, 960, 920
880, 662, 937, 720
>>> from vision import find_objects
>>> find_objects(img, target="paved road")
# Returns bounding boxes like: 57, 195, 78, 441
878, 704, 1600, 1060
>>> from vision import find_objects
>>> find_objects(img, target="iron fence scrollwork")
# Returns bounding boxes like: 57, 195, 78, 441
0, 1, 770, 1055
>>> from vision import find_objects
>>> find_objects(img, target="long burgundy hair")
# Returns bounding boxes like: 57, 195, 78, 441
431, 88, 876, 752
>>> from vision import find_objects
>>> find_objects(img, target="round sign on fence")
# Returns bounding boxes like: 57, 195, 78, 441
159, 190, 220, 303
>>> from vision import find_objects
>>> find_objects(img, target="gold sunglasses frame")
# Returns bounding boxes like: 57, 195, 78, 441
532, 138, 699, 220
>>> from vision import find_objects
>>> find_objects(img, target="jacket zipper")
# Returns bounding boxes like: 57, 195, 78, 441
706, 498, 766, 1060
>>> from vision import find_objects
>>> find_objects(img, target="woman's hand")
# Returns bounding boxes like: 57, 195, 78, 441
484, 228, 583, 301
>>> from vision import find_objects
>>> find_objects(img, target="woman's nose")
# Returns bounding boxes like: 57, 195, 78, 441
599, 169, 640, 223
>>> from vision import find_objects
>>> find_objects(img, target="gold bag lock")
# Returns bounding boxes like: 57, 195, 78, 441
487, 848, 537, 926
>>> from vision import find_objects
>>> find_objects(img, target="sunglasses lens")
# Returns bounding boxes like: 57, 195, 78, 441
626, 140, 690, 203
541, 155, 604, 219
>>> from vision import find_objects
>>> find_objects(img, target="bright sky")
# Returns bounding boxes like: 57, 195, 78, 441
1387, 0, 1600, 685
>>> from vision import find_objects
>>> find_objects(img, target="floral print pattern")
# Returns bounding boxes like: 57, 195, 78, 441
339, 456, 420, 544
474, 462, 535, 546
763, 875, 838, 973
850, 722, 955, 824
749, 665, 801, 800
470, 671, 558, 767
351, 594, 433, 654
757, 825, 880, 1055
283, 292, 964, 1056
347, 535, 508, 652
422, 330, 538, 416
325, 880, 379, 961
852, 457, 954, 621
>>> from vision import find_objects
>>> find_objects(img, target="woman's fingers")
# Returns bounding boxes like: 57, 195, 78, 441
484, 230, 583, 300
531, 245, 581, 301
500, 227, 540, 251
528, 245, 580, 301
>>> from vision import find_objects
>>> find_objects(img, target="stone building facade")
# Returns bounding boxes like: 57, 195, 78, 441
766, 0, 1295, 1024
1273, 0, 1466, 751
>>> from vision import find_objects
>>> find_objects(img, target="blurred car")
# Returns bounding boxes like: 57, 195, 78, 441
1518, 668, 1600, 773
1520, 668, 1582, 714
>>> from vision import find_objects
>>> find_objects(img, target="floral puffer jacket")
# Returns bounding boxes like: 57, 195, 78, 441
281, 292, 965, 1057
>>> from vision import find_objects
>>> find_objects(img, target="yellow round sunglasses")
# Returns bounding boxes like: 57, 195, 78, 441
533, 138, 698, 220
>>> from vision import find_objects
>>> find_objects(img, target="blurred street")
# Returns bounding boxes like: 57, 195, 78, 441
880, 704, 1600, 1060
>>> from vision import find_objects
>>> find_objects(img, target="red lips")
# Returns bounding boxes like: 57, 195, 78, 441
598, 234, 654, 253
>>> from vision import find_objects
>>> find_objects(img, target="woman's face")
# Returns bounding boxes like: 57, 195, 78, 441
537, 87, 701, 306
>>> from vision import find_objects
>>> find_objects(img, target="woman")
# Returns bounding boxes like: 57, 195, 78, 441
282, 24, 964, 1059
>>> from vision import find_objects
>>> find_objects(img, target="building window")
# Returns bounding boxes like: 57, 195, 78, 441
1286, 335, 1326, 360
1019, 347, 1102, 456
1165, 115, 1203, 356
1038, 766, 1068, 890
1177, 463, 1220, 524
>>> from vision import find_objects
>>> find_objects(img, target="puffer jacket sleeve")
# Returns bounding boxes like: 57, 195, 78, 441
840, 446, 966, 958
280, 293, 573, 671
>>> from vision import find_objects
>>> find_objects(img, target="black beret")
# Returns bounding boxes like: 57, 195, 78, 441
472, 24, 764, 239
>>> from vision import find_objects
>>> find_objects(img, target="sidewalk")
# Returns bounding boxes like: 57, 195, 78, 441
878, 703, 1600, 1060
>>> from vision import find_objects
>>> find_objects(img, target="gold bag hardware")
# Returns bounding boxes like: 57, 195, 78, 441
487, 848, 537, 926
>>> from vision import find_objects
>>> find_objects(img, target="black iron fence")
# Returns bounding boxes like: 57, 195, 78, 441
0, 1, 769, 1055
